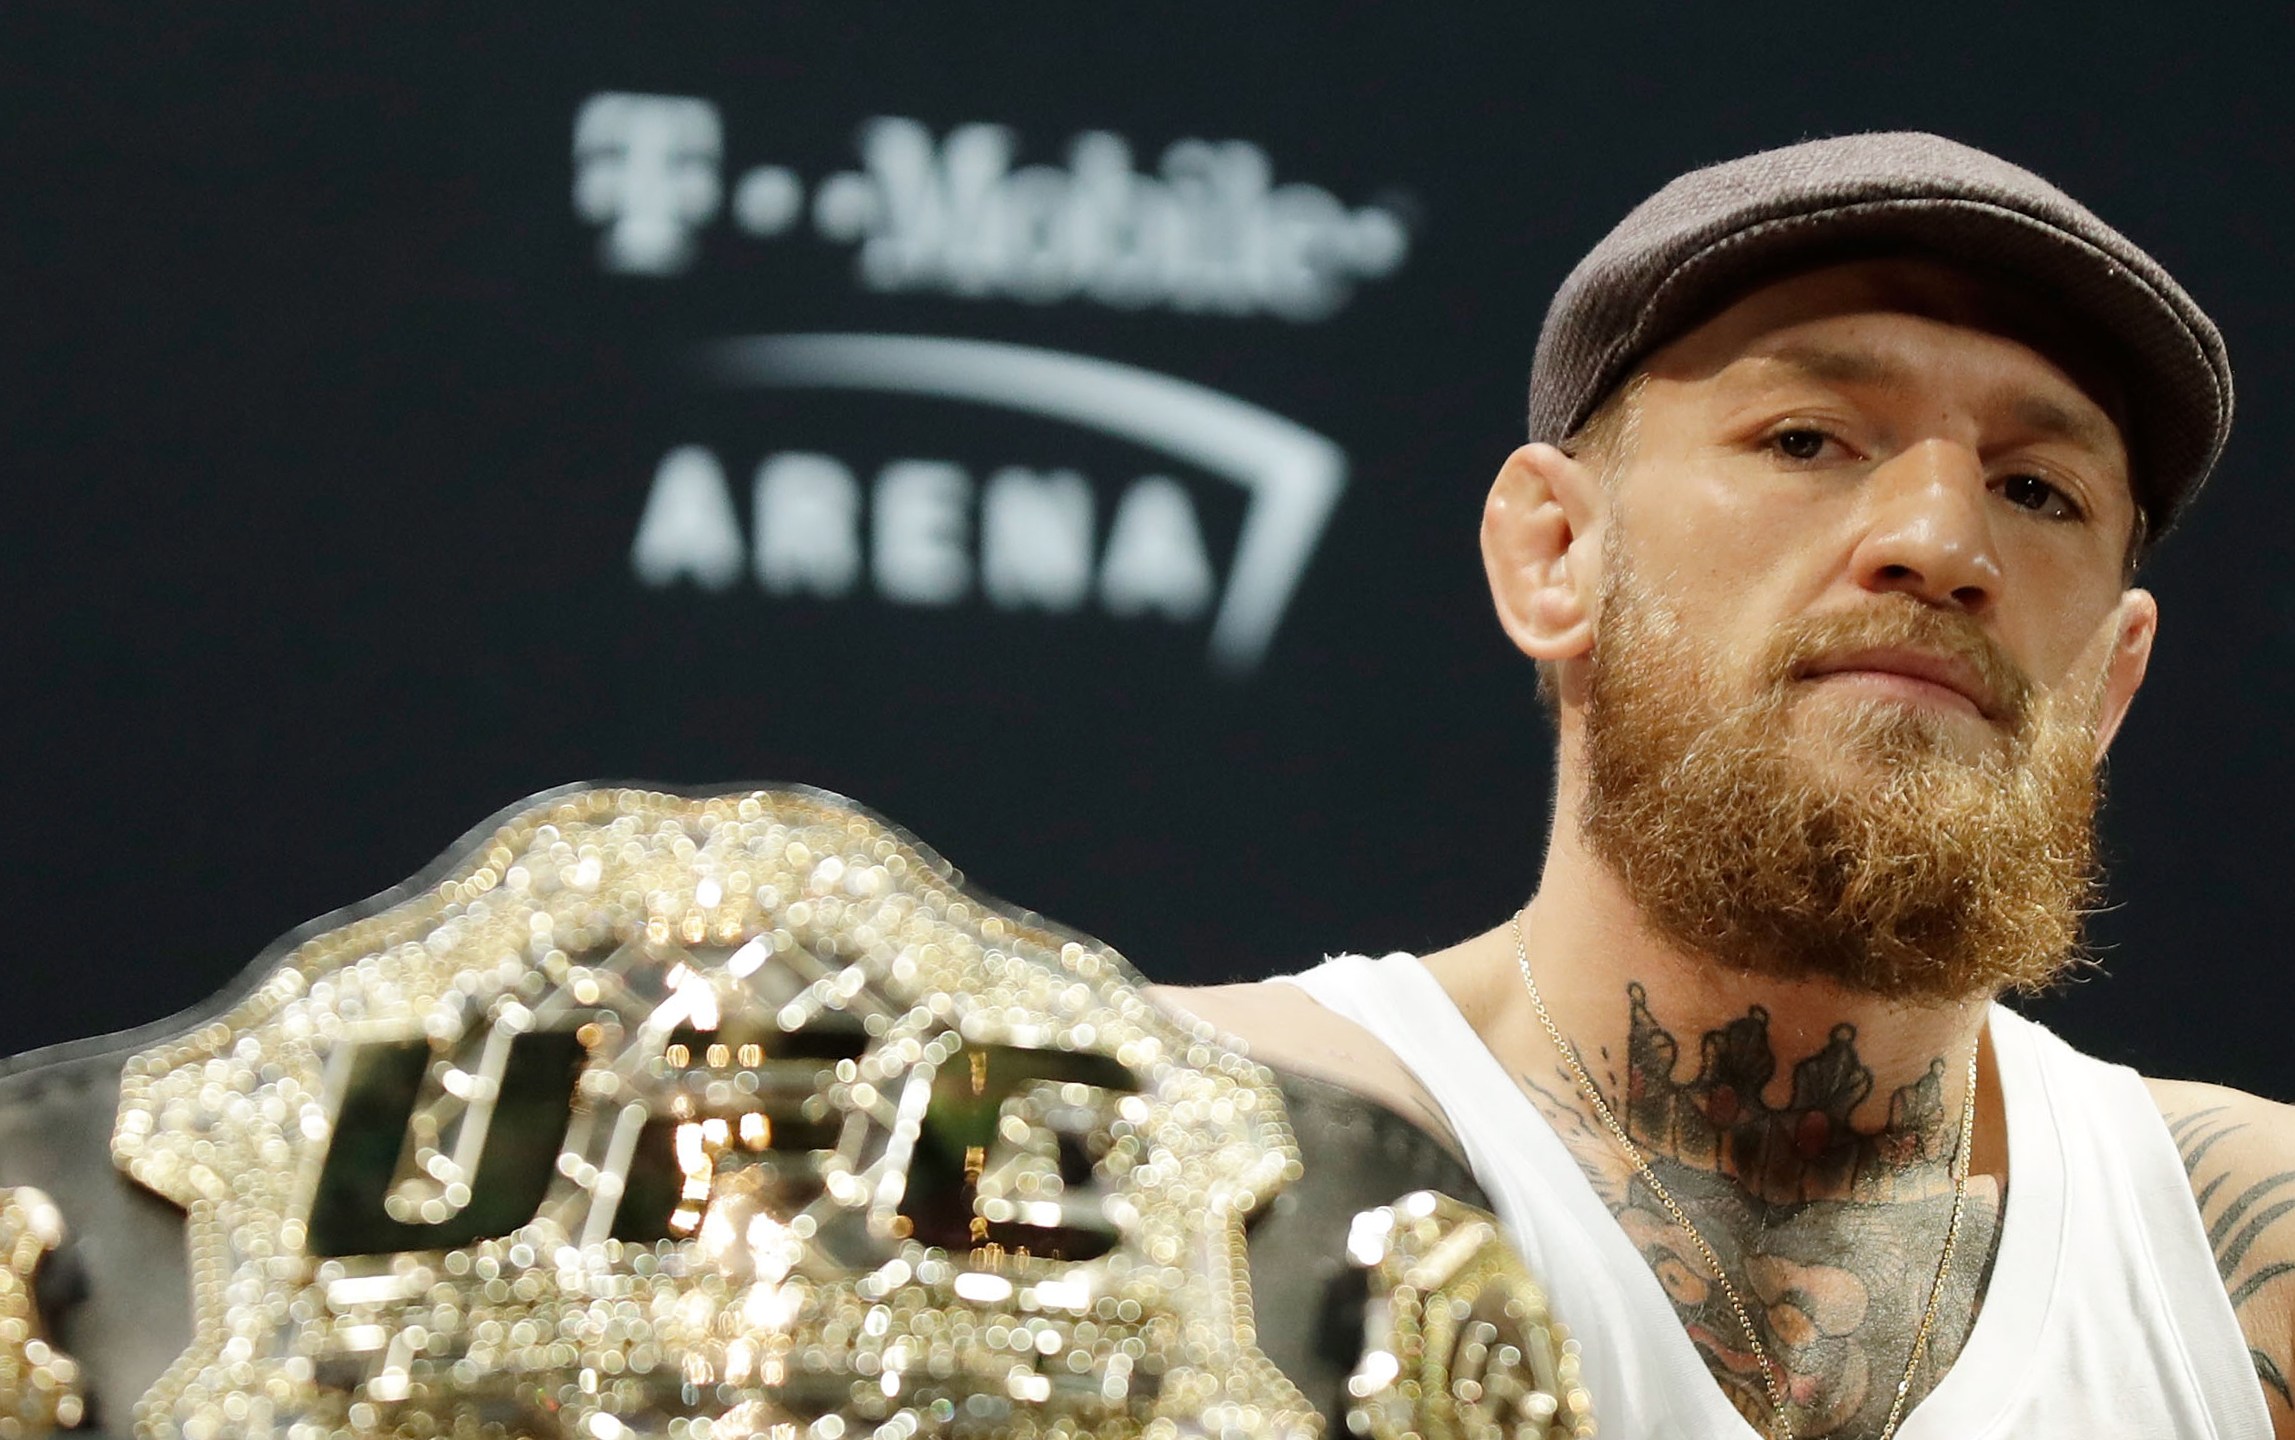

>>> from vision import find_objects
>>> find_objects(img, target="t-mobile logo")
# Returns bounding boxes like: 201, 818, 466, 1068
573, 93, 725, 274
569, 95, 1415, 317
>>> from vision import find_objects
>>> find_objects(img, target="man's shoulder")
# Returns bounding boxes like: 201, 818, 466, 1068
2144, 1077, 2295, 1427
1147, 978, 1462, 1155
2143, 1076, 2295, 1224
2146, 1075, 2295, 1128
2145, 1076, 2295, 1193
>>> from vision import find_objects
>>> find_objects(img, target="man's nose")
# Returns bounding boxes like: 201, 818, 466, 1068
1846, 440, 2003, 613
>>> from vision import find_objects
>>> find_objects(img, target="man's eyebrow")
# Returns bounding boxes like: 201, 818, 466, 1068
1738, 343, 2122, 455
2006, 393, 2120, 455
1749, 342, 1913, 389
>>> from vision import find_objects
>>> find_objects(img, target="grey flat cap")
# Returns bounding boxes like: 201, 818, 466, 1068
1528, 132, 2232, 540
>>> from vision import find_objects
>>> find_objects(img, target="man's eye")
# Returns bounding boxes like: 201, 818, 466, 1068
2000, 473, 2079, 518
1771, 428, 1831, 461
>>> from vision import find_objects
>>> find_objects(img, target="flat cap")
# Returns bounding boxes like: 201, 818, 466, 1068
1528, 131, 2232, 540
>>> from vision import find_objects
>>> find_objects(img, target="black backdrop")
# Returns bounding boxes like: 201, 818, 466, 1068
4, 7, 2289, 1099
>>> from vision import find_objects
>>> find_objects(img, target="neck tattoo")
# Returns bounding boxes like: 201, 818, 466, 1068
1510, 911, 1981, 1440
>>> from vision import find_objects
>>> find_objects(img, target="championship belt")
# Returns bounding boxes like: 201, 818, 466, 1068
0, 786, 1593, 1440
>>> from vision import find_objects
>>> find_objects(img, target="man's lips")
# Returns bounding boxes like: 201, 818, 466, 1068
1794, 647, 2000, 719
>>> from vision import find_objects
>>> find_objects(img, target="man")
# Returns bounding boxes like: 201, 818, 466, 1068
1163, 133, 2295, 1438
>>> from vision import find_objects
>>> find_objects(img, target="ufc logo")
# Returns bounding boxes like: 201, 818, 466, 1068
299, 1014, 1141, 1264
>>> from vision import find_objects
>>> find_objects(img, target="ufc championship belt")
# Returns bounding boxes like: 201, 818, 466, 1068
0, 786, 1593, 1440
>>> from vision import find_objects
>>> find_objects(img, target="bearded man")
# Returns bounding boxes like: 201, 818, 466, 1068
1162, 133, 2295, 1438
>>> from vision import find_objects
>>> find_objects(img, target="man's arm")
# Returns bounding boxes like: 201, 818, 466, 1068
2150, 1078, 2295, 1435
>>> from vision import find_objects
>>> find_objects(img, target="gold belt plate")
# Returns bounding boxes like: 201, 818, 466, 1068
111, 787, 1311, 1440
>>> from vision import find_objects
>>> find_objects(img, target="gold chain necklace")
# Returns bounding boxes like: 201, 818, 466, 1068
1509, 912, 1980, 1440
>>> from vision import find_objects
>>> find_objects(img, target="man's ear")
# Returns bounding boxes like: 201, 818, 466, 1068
1482, 443, 1603, 661
2092, 587, 2157, 759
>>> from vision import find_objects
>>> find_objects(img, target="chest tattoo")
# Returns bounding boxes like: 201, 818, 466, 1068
1519, 985, 2005, 1438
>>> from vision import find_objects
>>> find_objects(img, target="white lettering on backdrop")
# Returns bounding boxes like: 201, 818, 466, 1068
632, 449, 1219, 626
574, 96, 1413, 319
582, 97, 1385, 671
638, 335, 1339, 671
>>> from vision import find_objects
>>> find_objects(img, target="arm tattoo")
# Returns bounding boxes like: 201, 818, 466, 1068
1513, 987, 2004, 1437
2173, 1107, 2295, 1408
2260, 1352, 2294, 1413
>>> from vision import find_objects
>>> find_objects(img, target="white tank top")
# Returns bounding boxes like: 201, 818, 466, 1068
1277, 952, 2269, 1439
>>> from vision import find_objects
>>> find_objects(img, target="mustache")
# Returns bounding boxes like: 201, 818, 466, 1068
1763, 601, 2036, 729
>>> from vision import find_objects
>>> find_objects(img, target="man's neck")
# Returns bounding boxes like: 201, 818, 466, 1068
1425, 785, 2002, 1201
1419, 813, 2006, 1433
1409, 744, 2015, 1434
